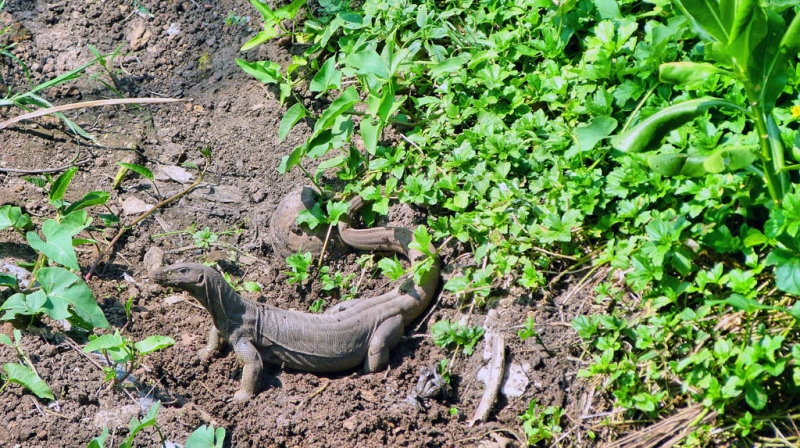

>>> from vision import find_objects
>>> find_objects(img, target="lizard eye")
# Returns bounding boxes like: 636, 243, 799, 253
178, 268, 187, 274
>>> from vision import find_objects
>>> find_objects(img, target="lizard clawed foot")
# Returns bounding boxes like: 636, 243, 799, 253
233, 389, 253, 402
197, 347, 215, 362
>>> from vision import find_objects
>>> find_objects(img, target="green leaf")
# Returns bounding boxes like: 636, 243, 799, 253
720, 0, 756, 44
274, 0, 306, 20
378, 257, 405, 281
39, 267, 110, 329
571, 116, 617, 154
3, 363, 54, 399
278, 103, 308, 141
296, 202, 326, 229
248, 0, 277, 22
612, 97, 741, 153
0, 291, 47, 321
134, 335, 175, 355
310, 57, 342, 93
121, 401, 161, 448
278, 145, 306, 174
326, 201, 350, 225
60, 210, 91, 236
115, 163, 153, 181
409, 225, 434, 257
243, 281, 262, 292
186, 424, 226, 448
86, 427, 109, 448
313, 87, 359, 135
679, 0, 729, 43
83, 332, 125, 353
659, 62, 731, 85
0, 205, 32, 231
444, 275, 468, 293
26, 220, 80, 270
765, 249, 800, 295
65, 191, 110, 215
346, 50, 389, 79
241, 27, 279, 51
428, 55, 470, 78
235, 58, 282, 84
745, 382, 767, 409
359, 116, 380, 155
0, 273, 17, 289
49, 166, 78, 203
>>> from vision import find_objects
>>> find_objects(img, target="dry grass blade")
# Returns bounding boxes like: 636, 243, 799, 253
0, 97, 189, 130
602, 404, 716, 448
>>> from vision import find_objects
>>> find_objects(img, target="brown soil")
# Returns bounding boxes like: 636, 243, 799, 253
0, 1, 604, 447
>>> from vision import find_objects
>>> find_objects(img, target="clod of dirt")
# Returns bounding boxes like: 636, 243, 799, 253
93, 404, 141, 430
269, 186, 349, 258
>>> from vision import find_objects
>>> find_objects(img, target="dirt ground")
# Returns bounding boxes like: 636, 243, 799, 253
0, 1, 603, 446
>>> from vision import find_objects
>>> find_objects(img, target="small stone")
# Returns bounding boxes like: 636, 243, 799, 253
251, 188, 267, 203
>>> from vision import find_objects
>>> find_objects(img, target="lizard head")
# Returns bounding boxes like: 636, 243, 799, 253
152, 263, 207, 292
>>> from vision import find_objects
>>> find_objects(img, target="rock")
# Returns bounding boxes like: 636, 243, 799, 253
93, 404, 141, 429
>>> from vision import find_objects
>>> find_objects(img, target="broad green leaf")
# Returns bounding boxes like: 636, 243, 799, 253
0, 291, 47, 321
65, 191, 110, 215
346, 50, 390, 79
659, 62, 731, 85
612, 97, 741, 153
316, 154, 347, 176
444, 275, 468, 292
703, 147, 755, 172
278, 145, 305, 174
745, 382, 767, 409
186, 424, 226, 448
765, 249, 800, 295
313, 86, 359, 135
571, 116, 617, 154
3, 362, 54, 399
235, 58, 281, 84
0, 205, 32, 231
409, 225, 434, 257
83, 332, 125, 353
60, 210, 91, 236
429, 55, 470, 78
243, 281, 262, 292
116, 162, 153, 181
49, 166, 78, 203
121, 401, 161, 448
720, 0, 755, 43
750, 9, 790, 112
679, 0, 729, 43
310, 58, 342, 93
278, 103, 308, 141
134, 335, 175, 355
360, 116, 380, 155
39, 267, 110, 329
594, 0, 622, 19
0, 272, 17, 289
241, 27, 279, 51
296, 203, 326, 229
26, 220, 80, 270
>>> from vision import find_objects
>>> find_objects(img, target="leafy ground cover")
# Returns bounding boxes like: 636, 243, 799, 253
1, 0, 799, 445
236, 0, 800, 444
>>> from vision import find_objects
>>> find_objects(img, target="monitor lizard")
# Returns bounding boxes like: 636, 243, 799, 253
151, 190, 441, 401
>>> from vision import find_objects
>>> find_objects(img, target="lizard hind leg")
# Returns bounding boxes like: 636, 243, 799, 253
364, 314, 404, 373
232, 337, 264, 402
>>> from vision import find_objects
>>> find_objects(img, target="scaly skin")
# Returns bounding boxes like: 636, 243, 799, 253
152, 193, 440, 401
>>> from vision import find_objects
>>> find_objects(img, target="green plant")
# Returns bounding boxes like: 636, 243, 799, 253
0, 329, 54, 400
193, 227, 219, 249
82, 330, 175, 386
518, 316, 538, 342
224, 10, 250, 28
235, 0, 800, 442
186, 424, 226, 448
431, 319, 485, 356
519, 399, 564, 445
320, 265, 355, 299
0, 168, 111, 330
285, 250, 313, 284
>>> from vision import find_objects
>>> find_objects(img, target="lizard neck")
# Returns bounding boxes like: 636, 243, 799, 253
193, 268, 248, 335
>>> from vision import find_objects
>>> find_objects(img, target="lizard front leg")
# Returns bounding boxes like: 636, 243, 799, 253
232, 337, 263, 402
198, 326, 224, 361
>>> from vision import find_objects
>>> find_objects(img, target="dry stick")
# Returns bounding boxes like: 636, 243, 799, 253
85, 160, 209, 280
0, 97, 188, 130
468, 333, 505, 427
